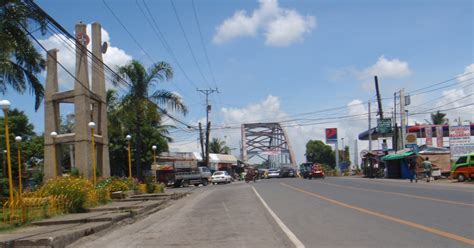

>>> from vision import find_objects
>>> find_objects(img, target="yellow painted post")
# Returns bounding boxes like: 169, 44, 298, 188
3, 109, 14, 205
51, 132, 58, 178
126, 135, 132, 179
128, 141, 132, 178
15, 137, 22, 197
92, 130, 96, 186
88, 122, 97, 186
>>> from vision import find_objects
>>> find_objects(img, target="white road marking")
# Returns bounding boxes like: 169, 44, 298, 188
252, 186, 305, 248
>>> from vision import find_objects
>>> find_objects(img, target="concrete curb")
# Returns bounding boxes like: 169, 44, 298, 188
0, 192, 188, 248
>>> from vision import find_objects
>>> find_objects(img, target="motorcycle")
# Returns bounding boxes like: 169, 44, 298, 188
245, 169, 257, 183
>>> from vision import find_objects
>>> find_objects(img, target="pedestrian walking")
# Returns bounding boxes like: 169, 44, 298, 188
422, 157, 432, 183
408, 159, 417, 183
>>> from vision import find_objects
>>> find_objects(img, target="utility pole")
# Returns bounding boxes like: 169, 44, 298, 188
374, 76, 384, 119
354, 139, 359, 169
368, 101, 372, 151
400, 89, 406, 149
393, 92, 398, 152
198, 122, 205, 161
197, 88, 218, 167
205, 121, 211, 167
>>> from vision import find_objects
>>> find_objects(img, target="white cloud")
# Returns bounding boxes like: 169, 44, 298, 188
336, 55, 412, 91
40, 24, 132, 90
213, 0, 316, 46
359, 56, 412, 80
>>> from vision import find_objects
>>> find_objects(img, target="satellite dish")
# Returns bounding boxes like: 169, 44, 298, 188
101, 42, 108, 54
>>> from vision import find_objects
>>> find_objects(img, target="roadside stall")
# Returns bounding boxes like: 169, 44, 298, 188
381, 150, 415, 179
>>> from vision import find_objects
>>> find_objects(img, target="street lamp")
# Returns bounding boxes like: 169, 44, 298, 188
88, 122, 97, 186
152, 145, 157, 165
126, 135, 132, 179
15, 136, 22, 198
50, 131, 58, 178
0, 100, 14, 203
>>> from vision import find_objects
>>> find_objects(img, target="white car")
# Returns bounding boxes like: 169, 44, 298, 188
267, 169, 281, 178
210, 171, 232, 184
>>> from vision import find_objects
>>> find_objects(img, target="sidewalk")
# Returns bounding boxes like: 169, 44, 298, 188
0, 192, 187, 248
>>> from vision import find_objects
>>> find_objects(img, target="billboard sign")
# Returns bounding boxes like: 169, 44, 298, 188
377, 118, 392, 134
425, 125, 433, 146
449, 125, 474, 160
325, 128, 338, 144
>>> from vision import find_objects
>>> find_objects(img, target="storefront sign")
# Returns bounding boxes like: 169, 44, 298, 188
377, 118, 392, 134
449, 125, 474, 160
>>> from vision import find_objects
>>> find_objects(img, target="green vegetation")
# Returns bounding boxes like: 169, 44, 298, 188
0, 0, 47, 110
305, 140, 336, 169
109, 60, 187, 179
209, 137, 231, 154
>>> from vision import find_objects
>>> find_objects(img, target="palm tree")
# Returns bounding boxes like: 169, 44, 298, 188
113, 60, 187, 179
209, 138, 231, 154
0, 0, 47, 110
431, 111, 447, 125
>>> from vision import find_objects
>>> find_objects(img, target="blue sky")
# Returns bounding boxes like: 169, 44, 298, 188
6, 0, 473, 163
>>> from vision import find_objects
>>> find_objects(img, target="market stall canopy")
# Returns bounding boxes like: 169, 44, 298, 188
381, 151, 414, 161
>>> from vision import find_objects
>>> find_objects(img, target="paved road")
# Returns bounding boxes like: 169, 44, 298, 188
72, 177, 474, 248
254, 177, 474, 248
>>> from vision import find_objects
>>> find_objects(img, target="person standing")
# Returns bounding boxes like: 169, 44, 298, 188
422, 157, 432, 183
409, 159, 418, 183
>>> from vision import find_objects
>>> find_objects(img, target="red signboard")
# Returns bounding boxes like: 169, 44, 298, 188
325, 128, 338, 143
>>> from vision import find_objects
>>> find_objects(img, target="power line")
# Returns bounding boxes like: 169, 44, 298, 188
170, 0, 209, 86
101, 0, 154, 63
191, 0, 216, 86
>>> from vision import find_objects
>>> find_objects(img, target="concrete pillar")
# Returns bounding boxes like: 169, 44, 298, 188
44, 49, 60, 180
74, 23, 93, 179
91, 22, 110, 177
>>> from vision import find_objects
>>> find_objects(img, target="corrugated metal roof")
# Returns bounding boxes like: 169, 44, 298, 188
209, 153, 238, 164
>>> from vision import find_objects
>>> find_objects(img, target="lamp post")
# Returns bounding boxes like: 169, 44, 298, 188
50, 131, 58, 178
126, 135, 132, 179
88, 122, 97, 186
15, 136, 22, 198
152, 145, 157, 165
0, 100, 13, 203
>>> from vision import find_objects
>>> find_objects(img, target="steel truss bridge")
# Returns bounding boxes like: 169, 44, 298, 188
241, 123, 297, 168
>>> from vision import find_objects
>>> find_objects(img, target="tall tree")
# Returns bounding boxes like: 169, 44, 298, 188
209, 138, 231, 154
305, 140, 336, 168
431, 111, 447, 125
112, 61, 186, 179
0, 0, 47, 110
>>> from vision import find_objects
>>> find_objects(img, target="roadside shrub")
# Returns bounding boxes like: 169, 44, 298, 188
97, 177, 138, 193
38, 177, 94, 212
154, 183, 165, 193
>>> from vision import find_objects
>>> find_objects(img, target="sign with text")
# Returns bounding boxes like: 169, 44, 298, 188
436, 125, 444, 148
425, 125, 433, 146
377, 118, 392, 134
325, 128, 338, 144
449, 125, 473, 160
405, 133, 417, 145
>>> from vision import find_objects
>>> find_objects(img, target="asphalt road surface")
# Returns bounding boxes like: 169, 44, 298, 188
71, 177, 474, 248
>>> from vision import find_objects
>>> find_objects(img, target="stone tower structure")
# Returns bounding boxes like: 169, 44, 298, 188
44, 22, 110, 180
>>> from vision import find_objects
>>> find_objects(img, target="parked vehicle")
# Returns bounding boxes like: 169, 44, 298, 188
156, 165, 211, 187
280, 167, 296, 178
210, 171, 232, 184
301, 163, 325, 179
267, 169, 281, 178
451, 152, 474, 182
